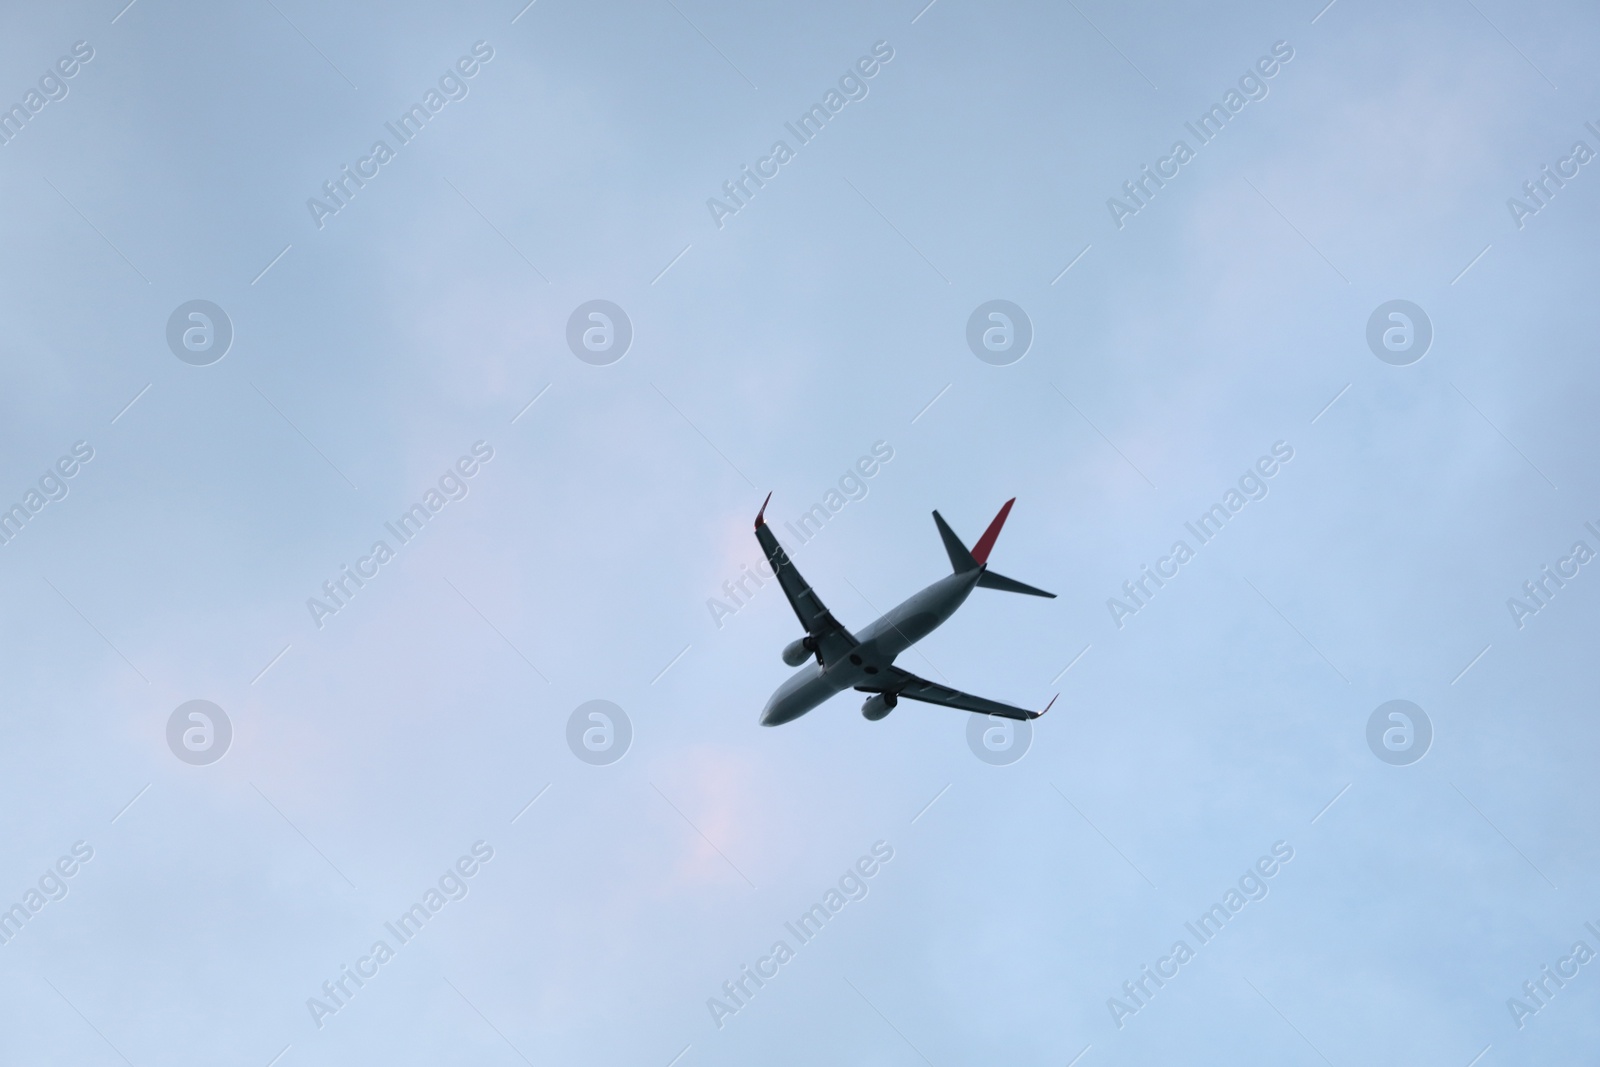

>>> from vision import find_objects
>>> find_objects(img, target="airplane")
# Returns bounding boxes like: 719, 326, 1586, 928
755, 494, 1058, 727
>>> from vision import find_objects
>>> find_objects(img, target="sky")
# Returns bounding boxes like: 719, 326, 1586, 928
0, 0, 1598, 1063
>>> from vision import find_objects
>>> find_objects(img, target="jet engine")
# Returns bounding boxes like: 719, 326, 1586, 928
781, 636, 817, 667
861, 692, 897, 720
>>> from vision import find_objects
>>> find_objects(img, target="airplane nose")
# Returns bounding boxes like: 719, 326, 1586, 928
761, 669, 820, 726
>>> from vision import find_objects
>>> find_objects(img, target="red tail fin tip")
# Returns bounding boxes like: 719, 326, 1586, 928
970, 498, 1016, 565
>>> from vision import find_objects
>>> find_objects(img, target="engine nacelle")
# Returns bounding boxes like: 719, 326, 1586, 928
861, 692, 897, 720
781, 636, 816, 667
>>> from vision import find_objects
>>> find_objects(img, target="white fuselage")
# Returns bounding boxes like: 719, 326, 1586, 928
759, 569, 981, 726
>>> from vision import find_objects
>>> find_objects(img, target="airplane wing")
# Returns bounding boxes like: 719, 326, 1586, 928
754, 494, 858, 666
861, 666, 1056, 721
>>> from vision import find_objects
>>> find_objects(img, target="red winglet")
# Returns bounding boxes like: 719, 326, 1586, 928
754, 491, 772, 529
1034, 694, 1058, 719
970, 498, 1016, 565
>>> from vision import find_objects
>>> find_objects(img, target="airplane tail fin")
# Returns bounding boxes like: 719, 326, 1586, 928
970, 497, 1014, 565
931, 499, 1056, 598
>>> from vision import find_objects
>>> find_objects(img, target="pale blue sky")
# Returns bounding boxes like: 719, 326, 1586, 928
0, 0, 1597, 1063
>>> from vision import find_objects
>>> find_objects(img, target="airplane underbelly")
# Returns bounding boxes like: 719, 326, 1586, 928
876, 609, 941, 656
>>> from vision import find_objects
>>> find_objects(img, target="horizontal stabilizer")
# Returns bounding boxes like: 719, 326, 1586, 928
977, 569, 1055, 598
932, 510, 979, 573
